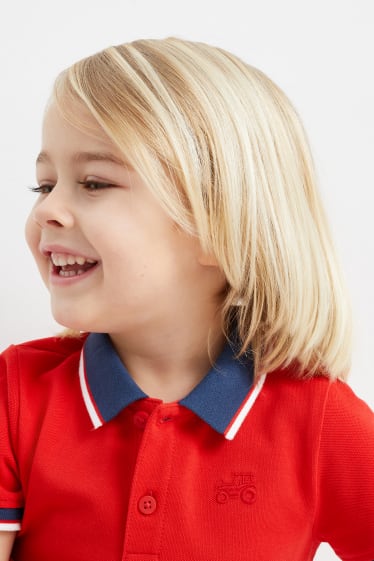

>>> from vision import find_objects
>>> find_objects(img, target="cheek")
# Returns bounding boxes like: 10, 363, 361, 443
24, 213, 40, 256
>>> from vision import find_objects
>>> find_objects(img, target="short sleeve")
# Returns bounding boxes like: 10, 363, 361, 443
314, 380, 374, 560
0, 348, 24, 531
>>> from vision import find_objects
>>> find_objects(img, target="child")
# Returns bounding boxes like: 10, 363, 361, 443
0, 37, 373, 561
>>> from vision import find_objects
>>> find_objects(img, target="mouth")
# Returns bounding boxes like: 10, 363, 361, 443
49, 252, 99, 278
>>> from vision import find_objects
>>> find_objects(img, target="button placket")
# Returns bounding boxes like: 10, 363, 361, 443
123, 404, 178, 557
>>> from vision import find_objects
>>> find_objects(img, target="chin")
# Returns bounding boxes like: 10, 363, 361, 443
51, 309, 92, 334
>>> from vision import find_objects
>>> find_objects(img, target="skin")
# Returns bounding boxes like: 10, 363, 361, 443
25, 101, 228, 402
0, 533, 15, 561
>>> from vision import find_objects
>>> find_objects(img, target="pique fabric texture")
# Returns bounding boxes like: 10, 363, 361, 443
0, 333, 373, 561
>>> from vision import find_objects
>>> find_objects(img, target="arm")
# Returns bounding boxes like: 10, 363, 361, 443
0, 352, 23, 551
314, 380, 374, 560
0, 531, 16, 561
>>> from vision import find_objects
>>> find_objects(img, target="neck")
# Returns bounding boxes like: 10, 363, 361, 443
109, 314, 226, 402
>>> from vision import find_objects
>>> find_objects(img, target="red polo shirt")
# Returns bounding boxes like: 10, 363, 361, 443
0, 333, 373, 561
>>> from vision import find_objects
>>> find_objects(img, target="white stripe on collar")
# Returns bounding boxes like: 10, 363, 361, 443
79, 352, 103, 429
225, 374, 267, 440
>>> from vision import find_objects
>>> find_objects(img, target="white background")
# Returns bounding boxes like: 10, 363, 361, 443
0, 2, 373, 559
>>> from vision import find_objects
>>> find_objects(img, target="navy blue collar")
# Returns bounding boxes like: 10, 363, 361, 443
80, 332, 257, 437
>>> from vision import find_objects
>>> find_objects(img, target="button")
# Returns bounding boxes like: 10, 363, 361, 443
138, 495, 157, 515
133, 411, 149, 430
158, 412, 174, 424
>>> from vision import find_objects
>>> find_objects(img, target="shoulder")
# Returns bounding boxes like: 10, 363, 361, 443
264, 366, 372, 411
3, 333, 87, 354
0, 334, 89, 433
0, 334, 88, 380
259, 368, 373, 439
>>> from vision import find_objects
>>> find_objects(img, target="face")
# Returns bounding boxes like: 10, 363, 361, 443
26, 102, 225, 336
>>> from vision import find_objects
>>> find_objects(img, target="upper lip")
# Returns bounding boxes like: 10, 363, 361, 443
40, 243, 99, 262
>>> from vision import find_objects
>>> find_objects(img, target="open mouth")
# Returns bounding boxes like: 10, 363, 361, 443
50, 253, 99, 278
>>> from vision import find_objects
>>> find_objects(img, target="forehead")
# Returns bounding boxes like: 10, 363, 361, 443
42, 101, 113, 145
36, 102, 129, 171
37, 106, 125, 166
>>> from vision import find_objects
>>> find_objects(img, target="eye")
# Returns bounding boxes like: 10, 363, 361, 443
78, 180, 116, 190
29, 184, 54, 194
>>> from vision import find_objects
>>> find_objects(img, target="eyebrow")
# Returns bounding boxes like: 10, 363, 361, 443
36, 151, 127, 167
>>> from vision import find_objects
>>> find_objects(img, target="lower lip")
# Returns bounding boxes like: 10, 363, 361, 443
49, 263, 99, 286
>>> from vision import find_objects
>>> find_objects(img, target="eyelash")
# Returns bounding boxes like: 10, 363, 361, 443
29, 181, 116, 194
79, 181, 116, 190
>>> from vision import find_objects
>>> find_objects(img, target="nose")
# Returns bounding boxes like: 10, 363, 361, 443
32, 185, 75, 229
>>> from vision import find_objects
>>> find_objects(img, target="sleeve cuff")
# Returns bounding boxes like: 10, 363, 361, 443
0, 508, 23, 531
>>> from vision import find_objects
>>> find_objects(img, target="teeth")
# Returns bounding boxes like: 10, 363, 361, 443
50, 253, 96, 267
59, 269, 85, 277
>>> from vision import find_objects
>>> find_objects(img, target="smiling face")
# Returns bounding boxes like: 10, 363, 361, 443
25, 102, 226, 336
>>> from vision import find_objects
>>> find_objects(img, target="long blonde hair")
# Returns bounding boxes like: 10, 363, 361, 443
53, 37, 351, 379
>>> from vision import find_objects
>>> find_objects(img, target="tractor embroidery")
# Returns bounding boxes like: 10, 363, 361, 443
215, 473, 256, 505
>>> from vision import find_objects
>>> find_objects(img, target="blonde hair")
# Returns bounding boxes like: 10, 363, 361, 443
53, 37, 351, 380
